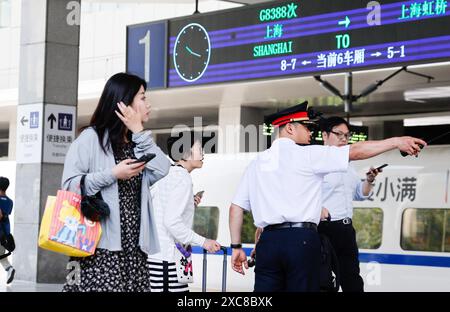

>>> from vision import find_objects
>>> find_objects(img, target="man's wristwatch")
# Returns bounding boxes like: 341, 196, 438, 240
230, 243, 242, 249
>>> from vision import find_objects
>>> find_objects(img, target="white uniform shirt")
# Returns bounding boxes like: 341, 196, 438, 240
321, 162, 370, 221
232, 138, 349, 227
149, 166, 206, 262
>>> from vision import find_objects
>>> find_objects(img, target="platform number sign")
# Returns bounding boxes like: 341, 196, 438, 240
126, 21, 167, 90
138, 30, 151, 83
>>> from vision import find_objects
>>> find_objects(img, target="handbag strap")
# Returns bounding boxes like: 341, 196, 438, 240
0, 251, 11, 260
80, 175, 87, 197
175, 243, 192, 258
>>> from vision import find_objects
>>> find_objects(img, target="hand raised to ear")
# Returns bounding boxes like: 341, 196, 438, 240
115, 101, 144, 133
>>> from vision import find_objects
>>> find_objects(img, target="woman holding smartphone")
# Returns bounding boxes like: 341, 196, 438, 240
148, 132, 221, 292
61, 72, 170, 292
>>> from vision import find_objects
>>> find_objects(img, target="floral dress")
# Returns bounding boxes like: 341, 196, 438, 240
62, 142, 150, 292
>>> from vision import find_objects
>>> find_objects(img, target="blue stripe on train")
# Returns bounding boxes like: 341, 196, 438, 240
191, 246, 450, 268
358, 252, 450, 268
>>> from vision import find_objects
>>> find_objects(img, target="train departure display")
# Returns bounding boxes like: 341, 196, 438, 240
167, 0, 450, 87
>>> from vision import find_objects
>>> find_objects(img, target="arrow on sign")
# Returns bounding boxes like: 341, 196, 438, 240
47, 113, 57, 129
338, 16, 351, 28
370, 52, 382, 57
20, 116, 28, 126
301, 60, 312, 65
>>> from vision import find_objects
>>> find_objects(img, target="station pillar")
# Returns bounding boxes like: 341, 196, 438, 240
218, 104, 266, 154
14, 0, 80, 283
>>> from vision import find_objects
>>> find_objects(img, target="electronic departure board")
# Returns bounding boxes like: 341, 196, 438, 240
167, 0, 450, 87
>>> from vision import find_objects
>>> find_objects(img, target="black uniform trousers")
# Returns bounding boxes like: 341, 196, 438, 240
318, 220, 364, 292
254, 227, 320, 292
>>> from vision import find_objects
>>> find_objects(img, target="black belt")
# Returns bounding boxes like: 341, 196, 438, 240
330, 217, 352, 225
264, 222, 317, 231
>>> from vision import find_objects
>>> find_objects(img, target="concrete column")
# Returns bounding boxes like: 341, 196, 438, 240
218, 105, 241, 154
240, 107, 266, 153
15, 0, 80, 283
217, 105, 266, 154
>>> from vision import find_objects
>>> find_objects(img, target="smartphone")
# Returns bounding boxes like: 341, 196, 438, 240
129, 153, 156, 165
366, 164, 388, 174
248, 257, 256, 268
195, 190, 205, 198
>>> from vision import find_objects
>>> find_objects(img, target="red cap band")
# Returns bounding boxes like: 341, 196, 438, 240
272, 112, 309, 127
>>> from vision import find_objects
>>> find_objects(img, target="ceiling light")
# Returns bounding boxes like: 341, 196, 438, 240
404, 86, 450, 101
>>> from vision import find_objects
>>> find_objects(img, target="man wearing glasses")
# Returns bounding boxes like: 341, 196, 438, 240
319, 116, 380, 292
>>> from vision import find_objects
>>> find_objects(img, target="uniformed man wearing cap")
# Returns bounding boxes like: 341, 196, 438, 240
229, 102, 426, 292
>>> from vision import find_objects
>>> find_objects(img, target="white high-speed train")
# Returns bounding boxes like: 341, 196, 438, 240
189, 145, 450, 292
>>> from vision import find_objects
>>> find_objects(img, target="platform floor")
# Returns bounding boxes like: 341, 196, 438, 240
0, 270, 210, 292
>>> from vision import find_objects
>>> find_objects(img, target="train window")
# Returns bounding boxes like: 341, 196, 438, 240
401, 208, 450, 252
193, 206, 219, 240
353, 208, 383, 249
241, 211, 257, 244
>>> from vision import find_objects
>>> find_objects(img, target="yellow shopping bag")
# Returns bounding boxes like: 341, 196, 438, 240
38, 190, 102, 257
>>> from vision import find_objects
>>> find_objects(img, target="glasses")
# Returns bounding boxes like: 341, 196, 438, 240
330, 130, 351, 141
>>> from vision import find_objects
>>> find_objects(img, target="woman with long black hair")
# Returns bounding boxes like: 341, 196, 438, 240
61, 72, 170, 292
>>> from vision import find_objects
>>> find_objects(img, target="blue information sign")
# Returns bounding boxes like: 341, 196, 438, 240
58, 113, 73, 131
126, 21, 167, 89
30, 112, 39, 129
167, 0, 450, 87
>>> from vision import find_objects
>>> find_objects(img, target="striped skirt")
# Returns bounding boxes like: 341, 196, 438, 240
148, 258, 190, 292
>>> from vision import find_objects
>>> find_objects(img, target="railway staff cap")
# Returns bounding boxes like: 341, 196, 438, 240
263, 101, 321, 135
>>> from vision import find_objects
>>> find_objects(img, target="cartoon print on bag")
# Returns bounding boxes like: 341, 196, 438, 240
78, 237, 95, 252
180, 256, 193, 276
51, 200, 85, 247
